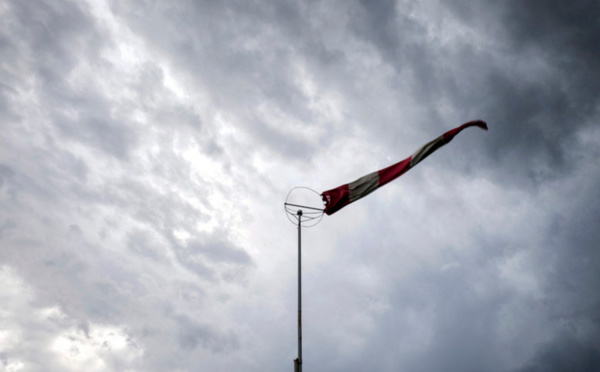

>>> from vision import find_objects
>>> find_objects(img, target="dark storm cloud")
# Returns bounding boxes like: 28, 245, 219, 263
518, 337, 600, 372
348, 0, 600, 187
351, 0, 432, 90
448, 0, 600, 181
2, 0, 600, 371
307, 220, 511, 371
514, 177, 600, 371
307, 174, 600, 372
503, 0, 599, 75
436, 3, 600, 368
491, 0, 600, 159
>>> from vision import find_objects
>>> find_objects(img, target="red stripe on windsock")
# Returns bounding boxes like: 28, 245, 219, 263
442, 120, 488, 142
320, 184, 350, 216
321, 120, 487, 215
377, 157, 412, 188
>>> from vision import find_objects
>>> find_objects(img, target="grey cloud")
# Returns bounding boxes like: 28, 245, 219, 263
0, 144, 88, 206
3, 0, 140, 161
55, 114, 137, 162
175, 314, 240, 353
0, 81, 18, 122
302, 154, 600, 372
171, 229, 254, 282
7, 0, 102, 74
7, 0, 104, 92
312, 238, 513, 371
127, 228, 166, 261
188, 239, 252, 266
0, 163, 15, 189
0, 218, 16, 239
172, 248, 216, 281
109, 0, 324, 160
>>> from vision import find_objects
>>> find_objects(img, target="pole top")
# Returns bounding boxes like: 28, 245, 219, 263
284, 187, 325, 227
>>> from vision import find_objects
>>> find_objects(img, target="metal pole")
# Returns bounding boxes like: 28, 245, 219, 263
294, 210, 303, 372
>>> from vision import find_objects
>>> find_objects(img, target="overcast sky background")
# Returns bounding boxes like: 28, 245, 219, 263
1, 0, 599, 371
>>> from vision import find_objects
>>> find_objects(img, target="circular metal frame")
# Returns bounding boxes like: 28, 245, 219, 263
284, 187, 325, 227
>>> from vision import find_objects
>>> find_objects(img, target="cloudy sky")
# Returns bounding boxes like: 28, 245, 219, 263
1, 0, 599, 371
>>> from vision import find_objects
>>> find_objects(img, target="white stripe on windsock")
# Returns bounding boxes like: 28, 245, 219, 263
348, 171, 380, 202
410, 135, 445, 167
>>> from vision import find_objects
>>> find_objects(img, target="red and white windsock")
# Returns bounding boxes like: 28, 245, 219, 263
321, 120, 488, 215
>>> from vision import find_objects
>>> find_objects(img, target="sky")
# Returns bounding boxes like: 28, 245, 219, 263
1, 0, 599, 371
